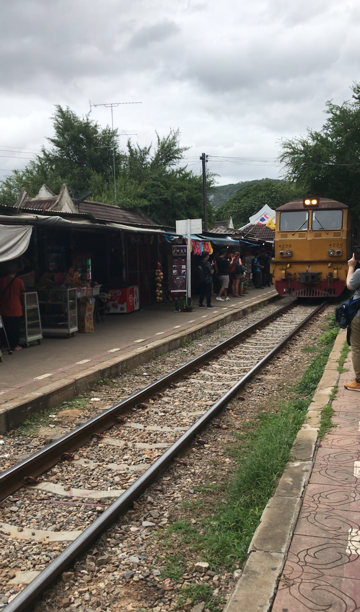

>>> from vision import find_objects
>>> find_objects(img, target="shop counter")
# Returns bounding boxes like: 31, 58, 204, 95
105, 286, 139, 314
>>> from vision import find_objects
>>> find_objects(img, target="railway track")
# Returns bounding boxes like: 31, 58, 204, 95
0, 299, 326, 611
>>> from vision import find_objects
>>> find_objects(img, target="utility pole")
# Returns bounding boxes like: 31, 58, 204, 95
200, 153, 208, 230
90, 101, 142, 205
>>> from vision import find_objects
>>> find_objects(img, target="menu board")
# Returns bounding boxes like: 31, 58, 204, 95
171, 245, 187, 292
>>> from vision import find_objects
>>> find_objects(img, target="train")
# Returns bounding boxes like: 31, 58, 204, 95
272, 197, 353, 298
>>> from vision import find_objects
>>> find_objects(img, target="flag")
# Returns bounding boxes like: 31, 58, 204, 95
266, 217, 276, 230
256, 213, 270, 225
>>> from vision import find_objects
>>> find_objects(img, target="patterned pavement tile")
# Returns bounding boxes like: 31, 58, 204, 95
310, 461, 360, 487
319, 434, 360, 451
272, 537, 360, 611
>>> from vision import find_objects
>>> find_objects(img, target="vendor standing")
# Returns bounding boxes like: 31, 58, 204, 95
0, 262, 25, 351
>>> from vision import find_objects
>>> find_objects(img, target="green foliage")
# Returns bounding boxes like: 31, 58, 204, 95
215, 179, 301, 227
338, 341, 350, 373
94, 130, 215, 226
318, 385, 337, 439
178, 583, 225, 612
162, 553, 185, 581
280, 82, 360, 220
0, 108, 213, 226
16, 397, 87, 436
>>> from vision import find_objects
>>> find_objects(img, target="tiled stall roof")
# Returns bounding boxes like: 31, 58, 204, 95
78, 200, 156, 226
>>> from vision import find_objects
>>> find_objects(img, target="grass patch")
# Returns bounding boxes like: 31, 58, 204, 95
162, 553, 185, 581
180, 331, 202, 349
318, 403, 335, 439
178, 583, 225, 612
338, 341, 350, 373
301, 346, 319, 353
164, 314, 339, 580
15, 397, 88, 436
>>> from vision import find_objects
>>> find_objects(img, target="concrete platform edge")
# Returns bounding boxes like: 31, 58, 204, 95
223, 327, 346, 612
0, 293, 278, 433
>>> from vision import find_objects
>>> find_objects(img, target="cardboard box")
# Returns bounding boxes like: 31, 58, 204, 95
78, 298, 95, 333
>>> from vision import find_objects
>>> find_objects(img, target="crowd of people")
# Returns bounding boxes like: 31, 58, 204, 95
197, 248, 273, 309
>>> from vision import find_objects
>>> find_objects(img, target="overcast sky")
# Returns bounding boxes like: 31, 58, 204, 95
0, 0, 359, 187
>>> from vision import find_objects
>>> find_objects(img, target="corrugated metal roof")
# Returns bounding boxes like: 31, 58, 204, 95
78, 200, 156, 226
209, 225, 236, 235
21, 199, 58, 211
240, 224, 275, 242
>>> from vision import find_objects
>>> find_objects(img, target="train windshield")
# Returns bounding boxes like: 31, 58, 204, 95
280, 211, 309, 231
312, 210, 343, 230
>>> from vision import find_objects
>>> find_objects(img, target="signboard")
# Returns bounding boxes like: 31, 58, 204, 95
171, 245, 187, 292
176, 219, 202, 235
174, 219, 203, 300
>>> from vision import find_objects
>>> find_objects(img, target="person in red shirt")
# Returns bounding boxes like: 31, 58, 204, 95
0, 262, 25, 351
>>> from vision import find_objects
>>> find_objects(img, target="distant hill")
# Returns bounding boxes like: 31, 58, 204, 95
215, 179, 301, 228
210, 179, 273, 210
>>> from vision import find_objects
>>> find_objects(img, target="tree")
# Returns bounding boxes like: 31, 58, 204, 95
0, 109, 213, 227
215, 179, 300, 228
94, 129, 215, 226
41, 105, 120, 194
280, 83, 360, 219
0, 105, 120, 206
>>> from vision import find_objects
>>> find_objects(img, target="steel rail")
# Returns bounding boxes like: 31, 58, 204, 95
0, 299, 297, 501
4, 301, 326, 612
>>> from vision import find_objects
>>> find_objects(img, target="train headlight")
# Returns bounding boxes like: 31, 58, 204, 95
336, 249, 342, 256
328, 248, 335, 256
279, 250, 284, 256
285, 249, 292, 257
303, 197, 319, 207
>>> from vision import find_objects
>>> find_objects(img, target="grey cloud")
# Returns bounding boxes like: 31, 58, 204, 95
127, 21, 181, 49
0, 0, 359, 186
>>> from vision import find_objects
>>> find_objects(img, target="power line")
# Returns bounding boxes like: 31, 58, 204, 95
0, 147, 40, 154
0, 154, 35, 160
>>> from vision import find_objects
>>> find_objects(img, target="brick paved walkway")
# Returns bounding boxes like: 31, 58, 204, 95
272, 355, 360, 611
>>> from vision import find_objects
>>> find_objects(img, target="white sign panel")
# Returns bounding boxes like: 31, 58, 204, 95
176, 219, 203, 235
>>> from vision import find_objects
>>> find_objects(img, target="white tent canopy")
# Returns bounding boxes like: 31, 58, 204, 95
248, 204, 275, 225
0, 224, 33, 262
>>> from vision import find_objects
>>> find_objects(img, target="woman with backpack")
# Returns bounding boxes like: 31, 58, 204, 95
344, 253, 360, 391
231, 252, 243, 297
0, 261, 25, 351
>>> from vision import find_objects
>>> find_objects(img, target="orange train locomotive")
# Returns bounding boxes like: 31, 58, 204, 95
272, 197, 353, 298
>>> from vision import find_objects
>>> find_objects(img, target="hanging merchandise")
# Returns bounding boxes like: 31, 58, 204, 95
202, 241, 213, 254
155, 263, 164, 302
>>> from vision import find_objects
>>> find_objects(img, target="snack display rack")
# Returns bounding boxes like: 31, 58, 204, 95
20, 292, 43, 347
38, 288, 78, 337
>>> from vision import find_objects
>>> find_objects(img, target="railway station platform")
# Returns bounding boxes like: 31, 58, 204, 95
272, 355, 360, 612
225, 330, 360, 612
0, 288, 277, 432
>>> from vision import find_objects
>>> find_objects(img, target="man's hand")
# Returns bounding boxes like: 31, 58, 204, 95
348, 253, 357, 269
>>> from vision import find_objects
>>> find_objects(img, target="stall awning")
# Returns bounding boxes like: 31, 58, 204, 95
0, 224, 33, 262
198, 235, 239, 246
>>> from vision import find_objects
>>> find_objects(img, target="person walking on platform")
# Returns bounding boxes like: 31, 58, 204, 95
251, 253, 263, 289
344, 253, 360, 391
232, 252, 243, 297
198, 252, 214, 308
216, 250, 230, 301
0, 261, 25, 351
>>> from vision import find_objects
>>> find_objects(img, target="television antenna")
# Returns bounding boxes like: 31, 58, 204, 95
90, 100, 142, 205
